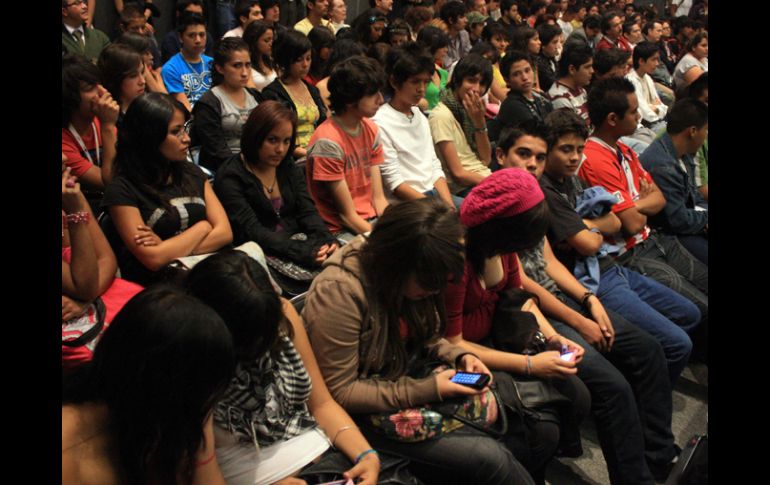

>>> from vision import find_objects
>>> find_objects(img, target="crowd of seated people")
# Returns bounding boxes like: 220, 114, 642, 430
62, 1, 708, 484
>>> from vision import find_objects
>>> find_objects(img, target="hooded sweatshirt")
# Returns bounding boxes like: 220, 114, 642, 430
302, 236, 470, 413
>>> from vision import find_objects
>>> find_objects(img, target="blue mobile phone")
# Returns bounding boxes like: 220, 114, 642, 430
450, 372, 491, 389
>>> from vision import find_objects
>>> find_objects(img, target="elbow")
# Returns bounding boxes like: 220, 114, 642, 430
624, 219, 647, 236
575, 240, 602, 257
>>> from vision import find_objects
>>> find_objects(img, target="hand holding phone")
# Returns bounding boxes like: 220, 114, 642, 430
317, 479, 354, 485
450, 372, 491, 390
560, 345, 575, 362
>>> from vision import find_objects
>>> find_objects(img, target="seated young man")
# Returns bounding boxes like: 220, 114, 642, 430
223, 0, 263, 38
160, 0, 214, 65
440, 0, 471, 67
578, 77, 708, 341
488, 50, 553, 143
592, 47, 631, 82
61, 54, 120, 195
293, 0, 334, 35
117, 4, 162, 70
305, 56, 389, 240
535, 23, 563, 92
498, 118, 685, 484
547, 43, 594, 124
626, 41, 668, 134
161, 12, 213, 111
371, 43, 459, 209
429, 54, 494, 197
639, 99, 708, 265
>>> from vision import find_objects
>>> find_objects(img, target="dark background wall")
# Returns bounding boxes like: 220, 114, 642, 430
91, 0, 370, 42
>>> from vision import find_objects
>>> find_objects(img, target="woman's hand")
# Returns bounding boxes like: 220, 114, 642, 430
587, 295, 615, 350
62, 295, 90, 322
547, 334, 585, 364
528, 351, 578, 378
343, 452, 380, 485
457, 354, 494, 385
134, 224, 162, 247
436, 369, 485, 398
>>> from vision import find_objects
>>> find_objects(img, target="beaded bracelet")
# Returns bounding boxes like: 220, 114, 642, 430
65, 211, 90, 225
355, 449, 379, 464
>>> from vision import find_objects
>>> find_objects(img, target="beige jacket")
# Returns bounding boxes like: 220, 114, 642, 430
302, 236, 469, 413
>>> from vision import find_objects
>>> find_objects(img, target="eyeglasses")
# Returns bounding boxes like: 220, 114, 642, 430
65, 0, 87, 6
172, 120, 193, 140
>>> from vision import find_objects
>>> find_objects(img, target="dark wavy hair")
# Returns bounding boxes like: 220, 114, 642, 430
385, 41, 434, 95
357, 197, 465, 379
273, 29, 312, 75
115, 93, 203, 216
98, 44, 144, 106
240, 100, 298, 166
243, 20, 275, 75
211, 36, 250, 86
543, 109, 589, 150
63, 285, 235, 485
186, 250, 292, 362
351, 8, 388, 47
62, 53, 101, 128
328, 55, 384, 114
308, 25, 336, 80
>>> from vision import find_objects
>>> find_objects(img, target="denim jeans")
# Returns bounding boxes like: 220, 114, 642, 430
215, 0, 238, 39
598, 264, 699, 385
554, 296, 677, 485
358, 415, 537, 485
423, 188, 464, 209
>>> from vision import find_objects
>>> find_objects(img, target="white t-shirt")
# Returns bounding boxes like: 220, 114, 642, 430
251, 68, 278, 92
372, 103, 447, 202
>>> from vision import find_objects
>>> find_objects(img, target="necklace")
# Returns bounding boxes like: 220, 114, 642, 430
181, 54, 204, 84
243, 157, 278, 194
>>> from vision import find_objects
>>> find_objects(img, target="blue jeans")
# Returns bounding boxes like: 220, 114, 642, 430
554, 296, 677, 485
423, 188, 464, 209
215, 0, 238, 39
598, 264, 699, 385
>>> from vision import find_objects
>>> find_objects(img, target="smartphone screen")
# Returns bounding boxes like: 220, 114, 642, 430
450, 372, 490, 389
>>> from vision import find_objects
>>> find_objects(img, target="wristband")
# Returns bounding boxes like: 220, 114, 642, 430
355, 449, 379, 464
580, 291, 594, 310
65, 211, 90, 225
474, 126, 488, 133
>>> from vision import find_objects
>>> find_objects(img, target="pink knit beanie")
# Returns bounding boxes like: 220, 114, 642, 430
460, 168, 545, 228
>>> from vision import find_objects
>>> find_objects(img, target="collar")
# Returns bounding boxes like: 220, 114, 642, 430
64, 23, 84, 36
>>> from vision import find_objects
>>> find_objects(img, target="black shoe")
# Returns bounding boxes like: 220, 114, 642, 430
648, 445, 682, 482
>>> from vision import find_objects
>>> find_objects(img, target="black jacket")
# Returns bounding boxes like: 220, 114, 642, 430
213, 154, 336, 267
191, 87, 264, 173
261, 78, 328, 129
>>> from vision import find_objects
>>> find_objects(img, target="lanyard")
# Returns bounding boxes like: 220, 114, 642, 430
68, 122, 101, 167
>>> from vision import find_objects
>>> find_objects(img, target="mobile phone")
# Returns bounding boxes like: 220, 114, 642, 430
560, 351, 575, 362
450, 372, 491, 389
317, 480, 354, 485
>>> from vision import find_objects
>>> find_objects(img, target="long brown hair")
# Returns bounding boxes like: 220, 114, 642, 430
356, 198, 465, 379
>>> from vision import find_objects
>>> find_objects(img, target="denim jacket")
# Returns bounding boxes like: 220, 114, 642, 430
639, 133, 708, 235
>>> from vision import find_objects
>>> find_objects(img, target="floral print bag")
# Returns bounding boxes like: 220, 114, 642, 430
368, 364, 507, 443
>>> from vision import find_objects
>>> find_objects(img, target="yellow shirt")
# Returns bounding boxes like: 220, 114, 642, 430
293, 17, 334, 35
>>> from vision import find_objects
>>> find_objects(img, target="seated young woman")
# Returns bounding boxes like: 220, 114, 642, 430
443, 168, 591, 485
102, 93, 232, 286
113, 31, 168, 95
61, 160, 143, 373
242, 20, 277, 92
192, 37, 264, 173
262, 30, 328, 160
302, 197, 538, 485
63, 285, 236, 485
98, 43, 147, 127
213, 101, 338, 282
186, 250, 381, 485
